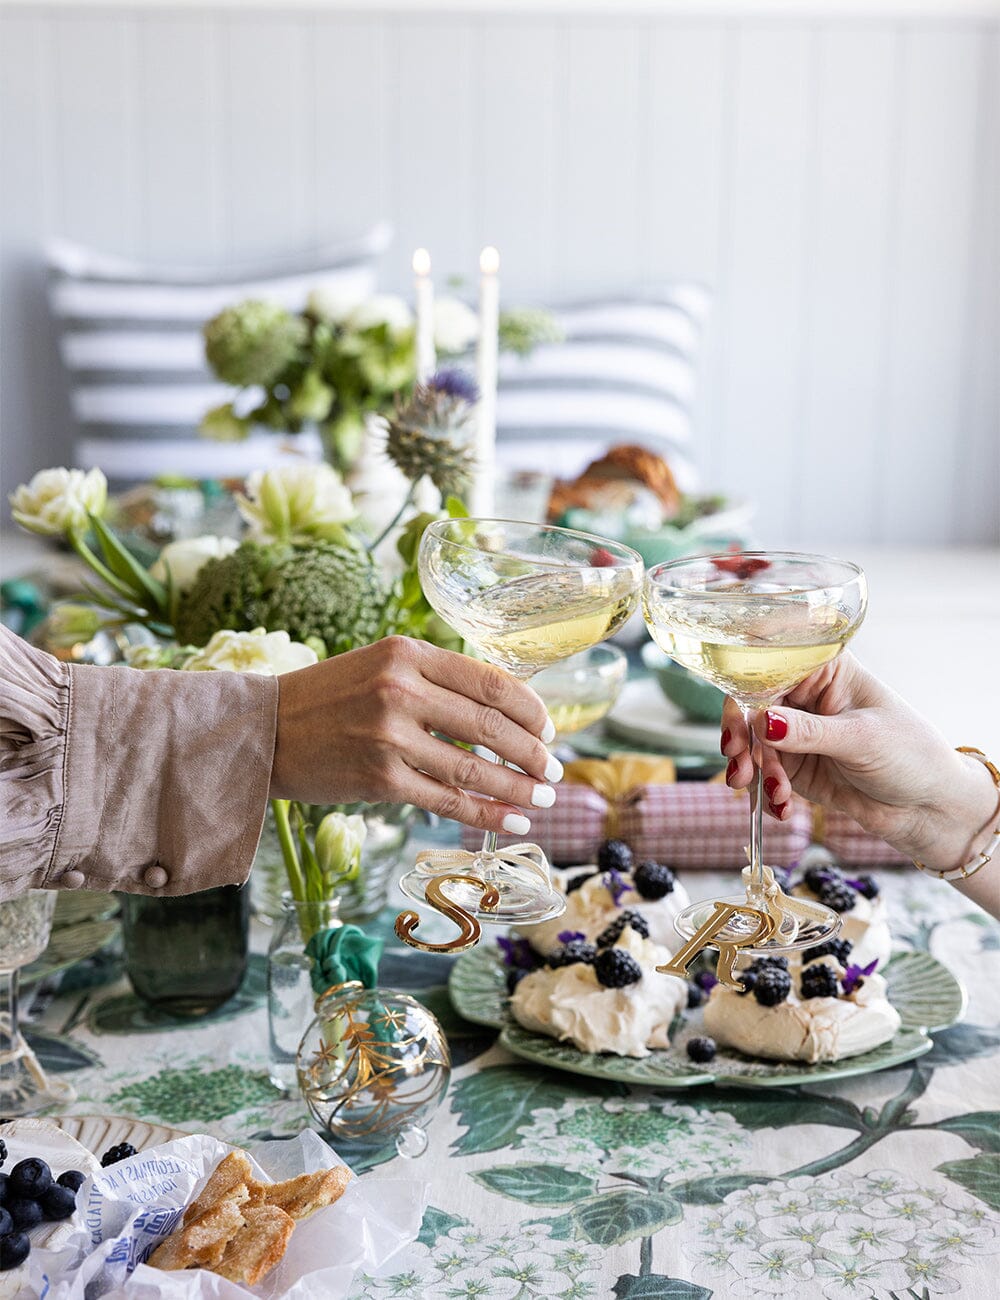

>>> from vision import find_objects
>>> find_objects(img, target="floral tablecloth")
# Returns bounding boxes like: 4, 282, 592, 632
29, 867, 999, 1300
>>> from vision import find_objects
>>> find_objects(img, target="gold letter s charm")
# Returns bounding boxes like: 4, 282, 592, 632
394, 874, 501, 954
656, 902, 776, 989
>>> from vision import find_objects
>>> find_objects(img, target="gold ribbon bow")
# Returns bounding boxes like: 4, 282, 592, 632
563, 754, 677, 839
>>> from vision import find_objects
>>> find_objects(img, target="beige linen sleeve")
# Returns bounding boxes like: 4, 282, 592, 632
1, 624, 278, 900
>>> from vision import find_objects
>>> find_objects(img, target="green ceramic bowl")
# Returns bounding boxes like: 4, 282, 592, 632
641, 642, 726, 724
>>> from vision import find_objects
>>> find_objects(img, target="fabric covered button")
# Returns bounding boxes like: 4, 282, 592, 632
61, 870, 85, 889
143, 864, 169, 889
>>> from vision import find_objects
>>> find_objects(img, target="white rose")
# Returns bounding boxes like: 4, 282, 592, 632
307, 281, 368, 324
433, 297, 479, 354
150, 535, 239, 594
9, 467, 107, 537
183, 628, 317, 676
346, 294, 413, 337
236, 463, 356, 543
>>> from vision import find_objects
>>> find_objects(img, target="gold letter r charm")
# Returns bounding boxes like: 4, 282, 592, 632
657, 902, 777, 989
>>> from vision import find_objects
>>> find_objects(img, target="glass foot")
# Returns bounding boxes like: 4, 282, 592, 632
398, 865, 566, 926
0, 1039, 77, 1117
673, 893, 841, 956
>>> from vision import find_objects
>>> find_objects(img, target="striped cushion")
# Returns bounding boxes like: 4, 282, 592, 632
495, 285, 711, 491
47, 224, 391, 483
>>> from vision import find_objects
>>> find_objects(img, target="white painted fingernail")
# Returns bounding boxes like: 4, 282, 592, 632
502, 813, 531, 835
545, 754, 564, 783
540, 717, 556, 744
531, 784, 556, 809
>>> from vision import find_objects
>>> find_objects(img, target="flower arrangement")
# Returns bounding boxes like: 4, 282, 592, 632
199, 290, 561, 474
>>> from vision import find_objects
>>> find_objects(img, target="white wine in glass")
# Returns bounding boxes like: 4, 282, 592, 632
643, 551, 868, 953
400, 519, 644, 929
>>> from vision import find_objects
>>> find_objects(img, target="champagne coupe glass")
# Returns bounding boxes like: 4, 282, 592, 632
643, 551, 867, 953
400, 519, 644, 926
0, 890, 76, 1114
533, 644, 628, 741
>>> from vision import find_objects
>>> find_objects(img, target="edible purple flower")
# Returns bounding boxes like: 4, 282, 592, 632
841, 959, 879, 995
695, 971, 719, 993
845, 875, 880, 900
557, 930, 586, 945
602, 870, 634, 906
429, 367, 479, 404
496, 936, 541, 970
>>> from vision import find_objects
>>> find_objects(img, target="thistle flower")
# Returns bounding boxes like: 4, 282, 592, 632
384, 379, 476, 501
428, 367, 479, 404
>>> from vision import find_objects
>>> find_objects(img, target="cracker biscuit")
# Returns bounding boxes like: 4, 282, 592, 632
212, 1204, 296, 1287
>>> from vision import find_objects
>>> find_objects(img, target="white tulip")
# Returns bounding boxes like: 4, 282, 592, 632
236, 463, 356, 544
433, 297, 479, 354
307, 281, 368, 324
9, 467, 107, 537
183, 628, 318, 676
150, 535, 239, 594
346, 294, 414, 338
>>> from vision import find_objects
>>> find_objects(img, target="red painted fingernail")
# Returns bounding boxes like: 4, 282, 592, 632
770, 801, 788, 819
763, 777, 779, 799
720, 728, 732, 754
726, 758, 738, 785
766, 711, 788, 741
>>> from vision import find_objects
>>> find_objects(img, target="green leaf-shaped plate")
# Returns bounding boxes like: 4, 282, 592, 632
449, 945, 965, 1090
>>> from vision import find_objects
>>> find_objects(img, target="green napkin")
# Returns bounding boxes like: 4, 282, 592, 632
306, 924, 383, 996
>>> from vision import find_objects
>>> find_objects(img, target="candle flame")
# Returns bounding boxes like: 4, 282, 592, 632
412, 248, 431, 276
479, 246, 500, 275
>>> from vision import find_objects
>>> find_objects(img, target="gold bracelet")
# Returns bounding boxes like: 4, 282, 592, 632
913, 747, 1000, 882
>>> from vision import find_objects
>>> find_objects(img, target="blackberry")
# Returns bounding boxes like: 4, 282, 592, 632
803, 937, 853, 966
752, 966, 792, 1007
548, 941, 597, 969
596, 910, 650, 948
8, 1158, 51, 1200
100, 1143, 138, 1168
0, 1139, 5, 1169
594, 948, 643, 989
597, 839, 633, 874
633, 860, 676, 900
803, 863, 841, 893
818, 881, 856, 913
0, 1173, 7, 1203
565, 870, 597, 896
0, 1210, 10, 1238
506, 967, 530, 995
800, 962, 840, 1000
56, 1170, 86, 1194
687, 982, 705, 1009
850, 875, 880, 900
0, 1232, 29, 1272
686, 1036, 717, 1064
748, 956, 789, 973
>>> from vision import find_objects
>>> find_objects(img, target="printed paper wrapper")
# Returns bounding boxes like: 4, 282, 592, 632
31, 1130, 426, 1300
461, 783, 909, 868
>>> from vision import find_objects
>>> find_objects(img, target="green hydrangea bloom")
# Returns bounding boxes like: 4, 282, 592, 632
203, 300, 308, 387
174, 539, 386, 654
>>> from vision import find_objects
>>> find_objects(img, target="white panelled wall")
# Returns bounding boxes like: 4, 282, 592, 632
0, 4, 997, 546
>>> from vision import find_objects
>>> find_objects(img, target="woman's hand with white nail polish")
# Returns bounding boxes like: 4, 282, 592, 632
273, 636, 560, 834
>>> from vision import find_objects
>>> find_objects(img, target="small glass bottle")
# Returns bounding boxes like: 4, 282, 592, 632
267, 894, 341, 1092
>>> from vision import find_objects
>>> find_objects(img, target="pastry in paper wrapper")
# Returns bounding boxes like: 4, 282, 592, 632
30, 1129, 426, 1300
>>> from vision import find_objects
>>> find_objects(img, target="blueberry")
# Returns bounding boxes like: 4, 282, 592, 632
0, 1210, 11, 1237
0, 1232, 30, 1271
40, 1184, 77, 1221
6, 1198, 42, 1232
57, 1170, 86, 1194
8, 1158, 52, 1200
686, 1036, 717, 1064
686, 982, 705, 1009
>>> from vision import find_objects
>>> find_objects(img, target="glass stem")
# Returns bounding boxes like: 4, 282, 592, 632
0, 968, 20, 1087
742, 704, 765, 905
481, 757, 510, 858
